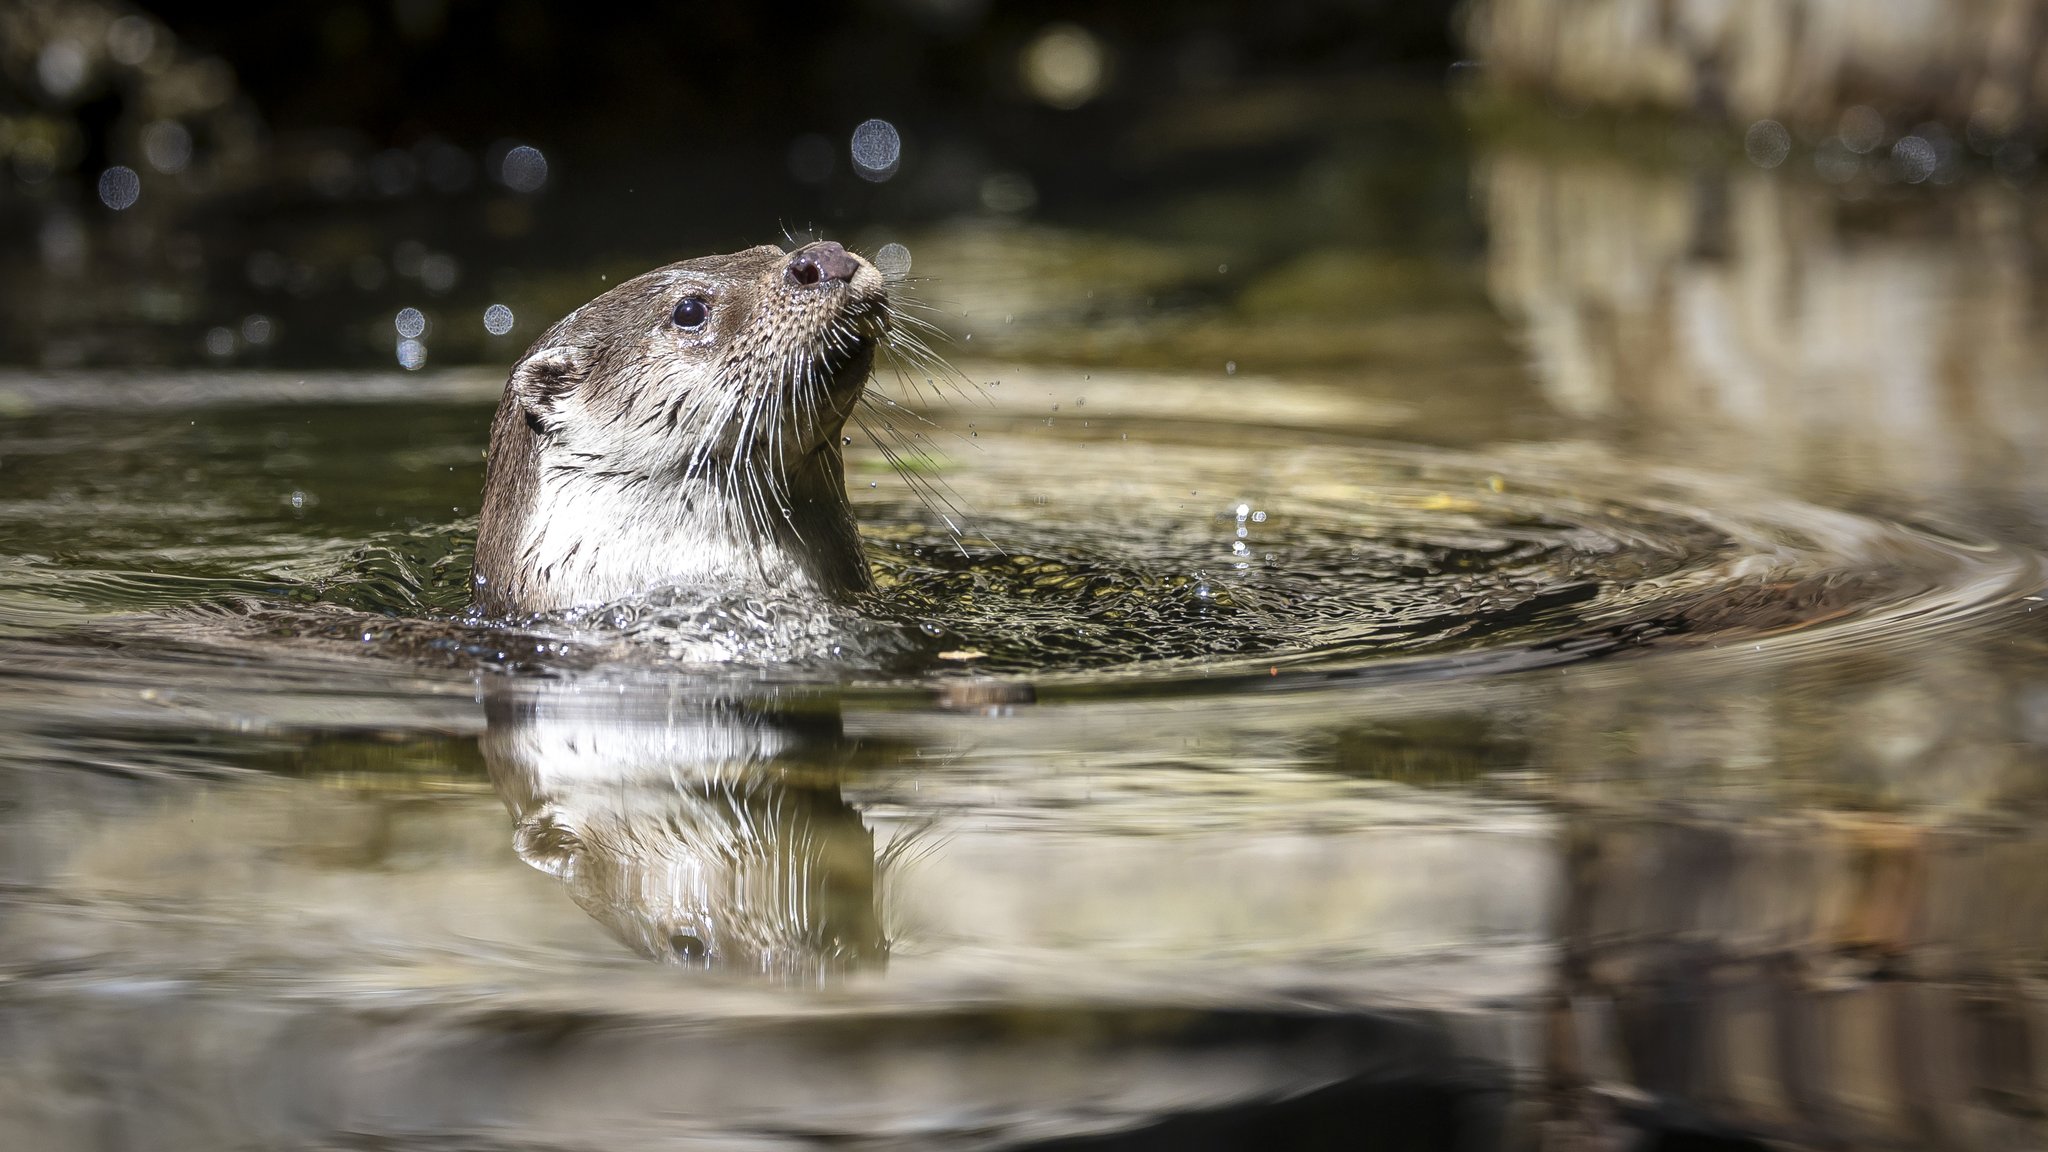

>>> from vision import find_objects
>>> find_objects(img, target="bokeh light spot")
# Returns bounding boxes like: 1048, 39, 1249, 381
142, 122, 192, 174
419, 253, 459, 293
1814, 138, 1861, 184
1021, 23, 1106, 109
97, 167, 141, 211
37, 41, 87, 100
394, 307, 427, 339
1892, 135, 1938, 183
396, 338, 427, 371
874, 243, 912, 279
483, 304, 516, 336
1968, 104, 2015, 153
13, 138, 58, 184
105, 17, 158, 67
1743, 120, 1790, 169
1839, 105, 1886, 154
500, 144, 549, 193
850, 119, 902, 182
38, 215, 84, 272
393, 240, 427, 279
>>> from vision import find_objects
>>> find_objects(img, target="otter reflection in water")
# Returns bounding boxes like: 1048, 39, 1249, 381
481, 684, 893, 980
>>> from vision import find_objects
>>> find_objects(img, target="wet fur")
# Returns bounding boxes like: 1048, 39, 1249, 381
481, 686, 889, 979
474, 244, 886, 616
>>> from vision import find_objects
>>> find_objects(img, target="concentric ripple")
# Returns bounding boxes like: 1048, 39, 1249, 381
0, 378, 2031, 694
845, 435, 2035, 683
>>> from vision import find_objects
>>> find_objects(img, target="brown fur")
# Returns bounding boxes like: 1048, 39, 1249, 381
474, 244, 886, 616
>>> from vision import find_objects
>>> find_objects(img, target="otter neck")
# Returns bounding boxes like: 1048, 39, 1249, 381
476, 418, 869, 616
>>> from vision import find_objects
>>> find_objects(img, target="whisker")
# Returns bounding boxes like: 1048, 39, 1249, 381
852, 397, 1002, 558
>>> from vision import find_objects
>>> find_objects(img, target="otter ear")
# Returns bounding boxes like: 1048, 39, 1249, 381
509, 346, 588, 435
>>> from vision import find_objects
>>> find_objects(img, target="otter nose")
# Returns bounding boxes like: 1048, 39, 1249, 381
785, 242, 861, 288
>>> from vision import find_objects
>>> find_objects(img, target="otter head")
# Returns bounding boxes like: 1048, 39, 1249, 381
474, 242, 888, 616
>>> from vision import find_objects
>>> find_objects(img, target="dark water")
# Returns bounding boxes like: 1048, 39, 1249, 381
7, 79, 2048, 1151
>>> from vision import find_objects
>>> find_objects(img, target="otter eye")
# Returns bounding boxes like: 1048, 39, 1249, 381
671, 296, 710, 330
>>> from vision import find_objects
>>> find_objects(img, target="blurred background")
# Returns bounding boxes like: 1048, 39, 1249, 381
9, 3, 2048, 1151
8, 0, 2047, 538
0, 0, 1468, 368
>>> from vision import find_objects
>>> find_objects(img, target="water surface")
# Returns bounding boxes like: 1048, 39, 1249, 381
6, 95, 2048, 1151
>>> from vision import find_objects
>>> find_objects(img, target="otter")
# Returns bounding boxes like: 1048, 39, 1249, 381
481, 682, 892, 979
474, 242, 888, 617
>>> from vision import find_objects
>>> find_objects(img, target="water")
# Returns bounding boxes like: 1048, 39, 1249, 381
7, 90, 2048, 1149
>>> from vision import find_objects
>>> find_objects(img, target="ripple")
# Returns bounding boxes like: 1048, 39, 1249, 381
0, 384, 2031, 699
47, 441, 2031, 701
850, 439, 2036, 686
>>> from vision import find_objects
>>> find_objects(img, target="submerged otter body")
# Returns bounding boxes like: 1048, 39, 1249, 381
474, 242, 887, 617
